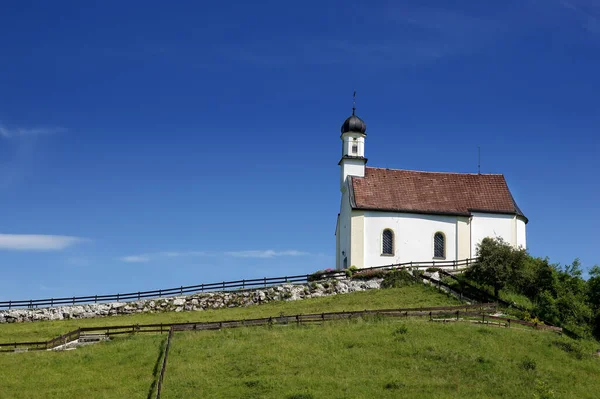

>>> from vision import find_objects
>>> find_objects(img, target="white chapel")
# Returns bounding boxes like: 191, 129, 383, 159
335, 107, 527, 270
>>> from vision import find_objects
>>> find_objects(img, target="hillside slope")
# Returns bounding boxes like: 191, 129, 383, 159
0, 284, 598, 398
163, 320, 600, 399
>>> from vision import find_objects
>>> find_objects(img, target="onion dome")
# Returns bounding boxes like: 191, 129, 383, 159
341, 114, 367, 135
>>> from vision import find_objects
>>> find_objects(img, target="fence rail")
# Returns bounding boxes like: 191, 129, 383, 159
0, 258, 477, 310
155, 327, 174, 399
0, 303, 498, 352
0, 302, 564, 353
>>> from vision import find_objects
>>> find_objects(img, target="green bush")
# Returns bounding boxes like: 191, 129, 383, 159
382, 270, 415, 288
352, 269, 388, 280
307, 268, 335, 282
346, 265, 360, 277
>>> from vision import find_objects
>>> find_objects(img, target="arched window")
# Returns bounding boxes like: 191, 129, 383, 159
382, 229, 394, 255
434, 232, 445, 258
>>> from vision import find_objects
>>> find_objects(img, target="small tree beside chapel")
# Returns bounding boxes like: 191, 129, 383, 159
465, 237, 527, 298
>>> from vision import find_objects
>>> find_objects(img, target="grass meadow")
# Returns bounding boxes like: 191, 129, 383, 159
163, 319, 600, 399
0, 284, 598, 398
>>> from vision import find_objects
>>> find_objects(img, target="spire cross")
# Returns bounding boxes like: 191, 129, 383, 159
352, 90, 356, 115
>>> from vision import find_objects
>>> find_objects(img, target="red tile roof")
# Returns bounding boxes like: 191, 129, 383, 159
350, 167, 526, 221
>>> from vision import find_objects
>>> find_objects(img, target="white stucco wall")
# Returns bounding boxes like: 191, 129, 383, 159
341, 133, 365, 158
361, 211, 458, 267
516, 218, 527, 249
340, 159, 365, 190
470, 212, 514, 255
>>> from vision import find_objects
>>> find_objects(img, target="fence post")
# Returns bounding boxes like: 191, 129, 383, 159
138, 292, 141, 300
456, 310, 459, 321
507, 319, 511, 328
180, 286, 183, 295
222, 281, 225, 290
429, 311, 432, 321
159, 290, 162, 298
8, 301, 11, 309
201, 284, 204, 293
50, 298, 53, 307
264, 277, 267, 287
72, 297, 75, 305
117, 294, 120, 302
94, 295, 98, 303
242, 280, 245, 289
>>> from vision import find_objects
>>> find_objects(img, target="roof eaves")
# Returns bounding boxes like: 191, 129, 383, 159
508, 192, 528, 224
352, 206, 471, 218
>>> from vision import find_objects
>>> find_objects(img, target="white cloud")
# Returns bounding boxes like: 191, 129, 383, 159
0, 234, 84, 251
0, 125, 66, 139
119, 249, 310, 262
120, 254, 152, 263
118, 251, 209, 263
225, 250, 309, 259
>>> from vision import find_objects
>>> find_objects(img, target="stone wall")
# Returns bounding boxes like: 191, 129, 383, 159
0, 278, 383, 324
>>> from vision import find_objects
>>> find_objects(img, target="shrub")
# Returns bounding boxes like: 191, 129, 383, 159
352, 269, 388, 280
382, 270, 415, 288
345, 266, 360, 278
426, 267, 441, 273
308, 268, 335, 282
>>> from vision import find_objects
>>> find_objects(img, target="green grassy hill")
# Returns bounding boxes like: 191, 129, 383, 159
164, 320, 600, 399
0, 284, 598, 399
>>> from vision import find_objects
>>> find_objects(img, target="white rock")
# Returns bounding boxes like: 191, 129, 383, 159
173, 298, 186, 306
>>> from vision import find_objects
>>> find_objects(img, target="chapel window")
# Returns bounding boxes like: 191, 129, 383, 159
352, 144, 358, 154
382, 229, 394, 255
434, 232, 445, 258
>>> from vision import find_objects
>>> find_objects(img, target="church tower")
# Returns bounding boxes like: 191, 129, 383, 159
339, 98, 367, 191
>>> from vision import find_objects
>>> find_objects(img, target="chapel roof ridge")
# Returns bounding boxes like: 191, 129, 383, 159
365, 166, 504, 176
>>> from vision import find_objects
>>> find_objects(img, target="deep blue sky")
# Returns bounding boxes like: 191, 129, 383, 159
0, 0, 598, 300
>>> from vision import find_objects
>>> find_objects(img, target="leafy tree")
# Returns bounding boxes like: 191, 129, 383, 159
464, 238, 599, 339
587, 265, 600, 311
465, 237, 527, 298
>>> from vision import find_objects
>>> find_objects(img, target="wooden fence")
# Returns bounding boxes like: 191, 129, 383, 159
0, 303, 498, 352
155, 327, 174, 399
0, 258, 476, 310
